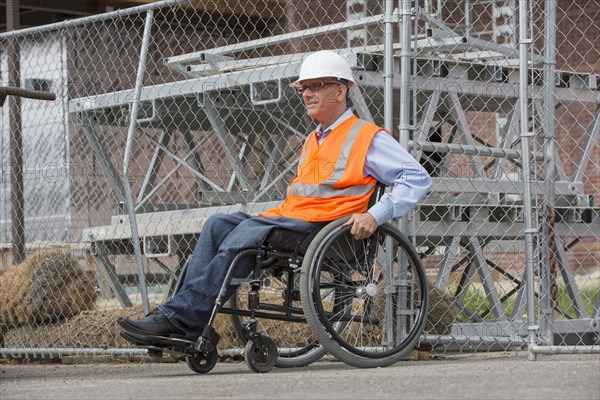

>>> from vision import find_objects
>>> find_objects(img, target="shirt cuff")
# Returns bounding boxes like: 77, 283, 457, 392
367, 202, 393, 226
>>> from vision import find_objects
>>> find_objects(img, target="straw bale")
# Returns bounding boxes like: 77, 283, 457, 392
0, 250, 97, 328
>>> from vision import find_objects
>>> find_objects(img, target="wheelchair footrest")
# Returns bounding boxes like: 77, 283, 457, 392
121, 330, 196, 356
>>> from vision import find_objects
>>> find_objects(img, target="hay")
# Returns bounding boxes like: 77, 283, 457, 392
3, 306, 144, 349
368, 281, 457, 334
0, 250, 97, 328
425, 285, 458, 335
2, 303, 241, 350
345, 282, 457, 352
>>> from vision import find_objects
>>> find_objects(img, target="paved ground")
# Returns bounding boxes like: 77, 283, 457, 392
1, 353, 599, 400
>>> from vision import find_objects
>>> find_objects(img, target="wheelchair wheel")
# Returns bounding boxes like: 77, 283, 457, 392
300, 217, 429, 368
228, 272, 328, 368
244, 335, 278, 373
186, 349, 218, 374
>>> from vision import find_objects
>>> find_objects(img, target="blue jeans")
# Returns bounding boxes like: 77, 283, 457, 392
157, 212, 320, 338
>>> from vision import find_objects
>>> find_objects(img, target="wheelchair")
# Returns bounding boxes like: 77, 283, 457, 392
122, 185, 429, 373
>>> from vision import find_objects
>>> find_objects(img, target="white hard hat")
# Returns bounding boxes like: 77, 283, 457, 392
290, 50, 357, 89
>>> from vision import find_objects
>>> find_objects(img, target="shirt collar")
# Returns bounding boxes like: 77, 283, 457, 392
315, 108, 354, 140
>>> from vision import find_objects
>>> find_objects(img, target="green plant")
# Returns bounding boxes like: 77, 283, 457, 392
449, 283, 598, 323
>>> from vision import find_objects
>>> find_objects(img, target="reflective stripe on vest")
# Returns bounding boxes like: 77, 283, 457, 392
291, 183, 374, 198
322, 120, 367, 185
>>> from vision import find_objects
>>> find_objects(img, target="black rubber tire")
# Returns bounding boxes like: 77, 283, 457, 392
300, 217, 429, 368
185, 350, 218, 374
244, 336, 278, 373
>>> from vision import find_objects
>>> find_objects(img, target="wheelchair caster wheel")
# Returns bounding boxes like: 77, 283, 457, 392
186, 349, 218, 374
244, 335, 278, 373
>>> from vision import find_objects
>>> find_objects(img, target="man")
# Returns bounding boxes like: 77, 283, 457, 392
118, 50, 431, 340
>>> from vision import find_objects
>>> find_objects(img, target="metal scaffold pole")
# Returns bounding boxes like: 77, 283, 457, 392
384, 0, 397, 133
398, 0, 412, 148
123, 10, 155, 314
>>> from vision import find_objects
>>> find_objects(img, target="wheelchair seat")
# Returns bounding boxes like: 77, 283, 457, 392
262, 182, 386, 255
263, 221, 371, 266
263, 183, 386, 257
262, 222, 329, 255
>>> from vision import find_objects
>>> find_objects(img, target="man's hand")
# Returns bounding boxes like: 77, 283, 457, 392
342, 213, 378, 240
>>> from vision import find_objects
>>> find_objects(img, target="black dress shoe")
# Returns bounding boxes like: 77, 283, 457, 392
120, 330, 156, 346
121, 329, 185, 345
117, 310, 184, 337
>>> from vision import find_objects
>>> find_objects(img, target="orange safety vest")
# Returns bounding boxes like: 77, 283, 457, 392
260, 115, 381, 222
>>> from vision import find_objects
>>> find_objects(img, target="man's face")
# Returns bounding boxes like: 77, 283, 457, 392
299, 79, 345, 121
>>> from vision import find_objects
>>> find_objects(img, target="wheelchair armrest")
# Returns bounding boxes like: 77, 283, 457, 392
368, 181, 387, 209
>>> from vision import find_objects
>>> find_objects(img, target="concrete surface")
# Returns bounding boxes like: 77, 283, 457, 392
1, 353, 599, 399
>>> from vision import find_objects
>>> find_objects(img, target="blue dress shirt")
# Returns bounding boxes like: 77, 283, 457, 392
314, 109, 432, 225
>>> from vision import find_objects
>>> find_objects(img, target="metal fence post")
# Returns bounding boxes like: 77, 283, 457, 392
518, 0, 539, 362
539, 0, 558, 347
7, 0, 25, 265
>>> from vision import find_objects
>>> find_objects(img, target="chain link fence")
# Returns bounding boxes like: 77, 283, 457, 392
0, 0, 598, 360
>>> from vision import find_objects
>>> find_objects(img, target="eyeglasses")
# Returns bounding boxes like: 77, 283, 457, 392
295, 81, 342, 95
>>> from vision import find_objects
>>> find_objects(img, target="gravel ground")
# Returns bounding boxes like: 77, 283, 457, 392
1, 353, 599, 400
